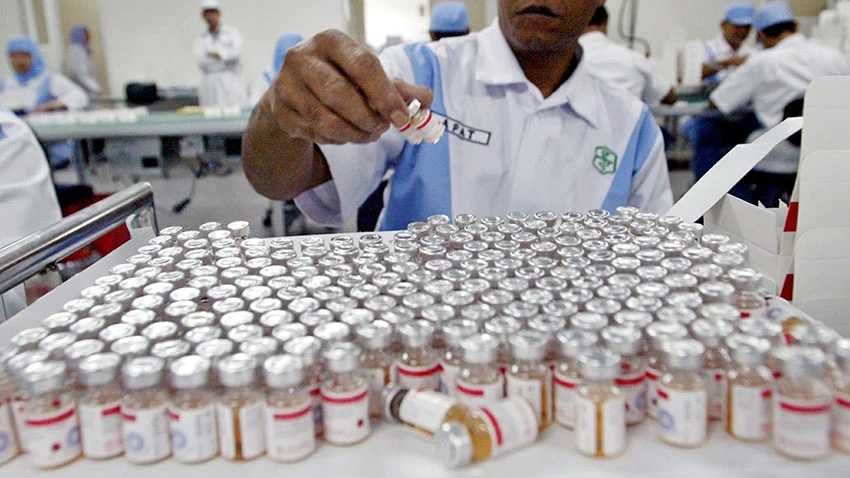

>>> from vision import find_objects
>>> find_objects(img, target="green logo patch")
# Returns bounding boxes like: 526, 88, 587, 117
593, 146, 618, 175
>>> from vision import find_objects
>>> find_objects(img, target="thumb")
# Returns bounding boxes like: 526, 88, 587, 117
393, 80, 434, 110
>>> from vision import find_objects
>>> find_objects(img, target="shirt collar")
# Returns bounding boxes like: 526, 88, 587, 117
579, 31, 608, 44
774, 33, 806, 50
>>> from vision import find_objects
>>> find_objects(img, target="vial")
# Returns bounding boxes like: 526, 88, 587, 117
0, 346, 20, 465
728, 268, 766, 320
456, 334, 504, 405
395, 320, 441, 391
690, 318, 734, 421
20, 361, 81, 468
321, 342, 371, 446
282, 336, 324, 436
382, 386, 470, 437
440, 319, 479, 396
77, 353, 124, 459
553, 328, 599, 429
601, 325, 647, 426
507, 330, 552, 430
645, 321, 689, 420
263, 354, 316, 462
168, 356, 218, 463
216, 354, 265, 461
434, 397, 538, 468
772, 346, 831, 461
725, 336, 773, 442
832, 339, 850, 453
354, 320, 394, 417
483, 316, 522, 373
574, 348, 627, 458
656, 339, 708, 448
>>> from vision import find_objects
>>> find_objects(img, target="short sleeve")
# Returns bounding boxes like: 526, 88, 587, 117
49, 73, 89, 110
635, 55, 672, 107
710, 59, 759, 114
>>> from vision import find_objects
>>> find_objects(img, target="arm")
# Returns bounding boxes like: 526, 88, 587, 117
45, 74, 89, 111
217, 27, 243, 62
637, 55, 677, 106
702, 56, 748, 79
709, 59, 758, 114
66, 47, 102, 96
195, 37, 219, 71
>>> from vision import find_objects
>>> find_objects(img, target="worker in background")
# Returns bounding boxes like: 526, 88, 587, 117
195, 0, 247, 107
710, 1, 850, 207
65, 25, 102, 98
579, 6, 677, 107
430, 2, 470, 41
243, 0, 674, 230
702, 2, 757, 84
0, 106, 63, 319
249, 33, 303, 107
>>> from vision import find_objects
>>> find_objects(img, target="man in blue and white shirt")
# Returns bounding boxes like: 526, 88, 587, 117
243, 0, 673, 231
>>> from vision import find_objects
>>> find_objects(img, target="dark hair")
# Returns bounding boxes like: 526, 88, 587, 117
588, 6, 609, 27
761, 21, 796, 38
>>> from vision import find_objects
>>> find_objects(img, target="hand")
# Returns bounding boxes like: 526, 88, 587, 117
265, 29, 433, 145
33, 101, 65, 113
729, 55, 748, 67
207, 52, 221, 60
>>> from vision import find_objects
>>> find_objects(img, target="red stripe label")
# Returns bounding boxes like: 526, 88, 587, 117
416, 111, 433, 130
121, 413, 136, 422
398, 122, 412, 133
310, 387, 321, 396
784, 202, 799, 232
396, 364, 441, 378
322, 390, 368, 405
274, 405, 313, 421
657, 389, 670, 400
456, 384, 485, 397
714, 373, 725, 382
102, 405, 121, 417
779, 402, 830, 414
762, 390, 773, 399
553, 376, 578, 389
740, 312, 751, 319
616, 375, 646, 387
166, 409, 180, 421
24, 408, 75, 426
836, 397, 850, 409
646, 370, 660, 381
479, 407, 503, 446
773, 370, 783, 379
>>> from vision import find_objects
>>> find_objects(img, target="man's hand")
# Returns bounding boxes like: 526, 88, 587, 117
265, 29, 433, 145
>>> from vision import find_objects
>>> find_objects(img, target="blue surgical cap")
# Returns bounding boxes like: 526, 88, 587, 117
431, 2, 469, 33
6, 36, 45, 84
724, 3, 755, 26
755, 1, 796, 32
273, 33, 303, 74
69, 25, 90, 55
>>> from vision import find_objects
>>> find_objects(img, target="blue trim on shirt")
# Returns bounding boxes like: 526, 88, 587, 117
263, 70, 274, 85
0, 123, 5, 140
35, 74, 56, 107
379, 43, 452, 231
601, 106, 660, 213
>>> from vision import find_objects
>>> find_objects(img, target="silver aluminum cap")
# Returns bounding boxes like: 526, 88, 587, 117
263, 354, 305, 389
442, 319, 479, 348
299, 309, 334, 330
726, 335, 771, 366
195, 339, 235, 361
124, 308, 158, 328
341, 309, 376, 328
661, 339, 705, 370
151, 340, 191, 361
601, 325, 642, 356
613, 310, 653, 330
283, 336, 322, 368
141, 322, 179, 343
355, 320, 393, 350
70, 317, 106, 338
99, 323, 136, 345
460, 333, 499, 364
38, 332, 78, 358
698, 282, 736, 304
11, 327, 49, 350
527, 315, 567, 336
260, 310, 295, 329
185, 326, 223, 345
483, 316, 521, 343
509, 330, 548, 361
23, 361, 67, 395
690, 318, 734, 348
645, 321, 689, 349
62, 339, 105, 365
323, 342, 362, 373
42, 312, 77, 333
218, 353, 257, 388
122, 356, 165, 390
314, 322, 352, 344
578, 348, 621, 380
227, 324, 265, 344
250, 298, 284, 315
780, 346, 826, 378
240, 337, 280, 361
570, 312, 608, 333
727, 268, 762, 292
272, 323, 309, 344
180, 311, 217, 330
221, 310, 255, 330
436, 422, 474, 468
656, 306, 697, 326
169, 355, 211, 389
699, 303, 740, 323
556, 328, 599, 359
111, 336, 151, 358
398, 320, 435, 348
834, 339, 850, 373
78, 353, 122, 386
7, 350, 50, 379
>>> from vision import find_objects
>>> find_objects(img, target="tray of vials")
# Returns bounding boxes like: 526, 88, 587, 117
0, 208, 848, 474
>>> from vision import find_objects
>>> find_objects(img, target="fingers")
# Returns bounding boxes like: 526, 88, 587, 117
393, 80, 434, 109
282, 82, 377, 145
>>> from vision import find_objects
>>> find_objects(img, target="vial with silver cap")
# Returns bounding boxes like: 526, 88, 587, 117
724, 335, 773, 442
20, 361, 81, 468
395, 320, 441, 391
728, 267, 766, 320
440, 319, 479, 396
216, 353, 265, 461
77, 353, 124, 459
282, 336, 323, 436
691, 318, 734, 421
506, 330, 552, 430
263, 354, 316, 462
456, 334, 504, 405
832, 339, 850, 454
656, 339, 708, 448
645, 321, 689, 420
574, 348, 627, 458
553, 328, 599, 429
321, 342, 371, 446
354, 320, 394, 417
601, 325, 647, 426
396, 99, 446, 145
168, 355, 218, 463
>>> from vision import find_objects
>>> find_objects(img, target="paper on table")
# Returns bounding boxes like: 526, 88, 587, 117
666, 117, 803, 223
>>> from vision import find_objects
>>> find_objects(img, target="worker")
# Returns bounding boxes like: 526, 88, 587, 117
0, 106, 63, 319
579, 6, 677, 107
430, 2, 470, 41
710, 1, 850, 207
195, 0, 247, 107
65, 25, 102, 98
249, 33, 303, 107
702, 2, 757, 84
242, 0, 674, 230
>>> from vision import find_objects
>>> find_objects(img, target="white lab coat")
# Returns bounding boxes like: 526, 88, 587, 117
0, 108, 63, 318
703, 34, 757, 83
195, 25, 248, 107
65, 43, 102, 98
0, 70, 89, 113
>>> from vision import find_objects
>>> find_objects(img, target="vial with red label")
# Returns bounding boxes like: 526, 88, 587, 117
728, 268, 767, 320
355, 320, 394, 417
0, 345, 21, 465
725, 335, 773, 442
283, 336, 324, 436
553, 328, 599, 429
832, 339, 850, 454
77, 353, 124, 459
397, 99, 446, 145
601, 325, 647, 426
574, 348, 627, 458
440, 320, 479, 396
20, 361, 81, 469
645, 321, 689, 420
507, 330, 552, 430
321, 342, 371, 446
168, 356, 218, 463
216, 354, 265, 461
263, 354, 316, 462
691, 318, 734, 421
456, 334, 504, 405
395, 320, 441, 391
656, 339, 708, 448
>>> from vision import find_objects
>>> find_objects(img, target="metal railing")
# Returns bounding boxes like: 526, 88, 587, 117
0, 182, 158, 295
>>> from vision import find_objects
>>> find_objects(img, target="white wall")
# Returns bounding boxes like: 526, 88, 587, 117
97, 0, 348, 93
364, 0, 429, 50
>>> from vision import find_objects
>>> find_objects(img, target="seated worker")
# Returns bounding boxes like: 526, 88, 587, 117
579, 6, 677, 107
702, 2, 757, 85
242, 0, 674, 231
249, 33, 304, 106
0, 106, 63, 319
710, 1, 850, 207
430, 2, 470, 41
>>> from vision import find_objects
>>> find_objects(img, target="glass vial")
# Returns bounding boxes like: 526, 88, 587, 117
553, 328, 599, 429
263, 354, 316, 463
382, 386, 466, 437
355, 320, 394, 417
77, 353, 124, 460
321, 342, 371, 446
168, 356, 218, 463
690, 318, 734, 422
282, 336, 324, 436
397, 99, 446, 145
574, 348, 627, 458
216, 354, 265, 461
725, 336, 773, 442
440, 320, 479, 396
728, 268, 766, 320
456, 334, 504, 405
395, 320, 441, 391
833, 339, 850, 454
0, 346, 20, 466
601, 325, 647, 426
121, 357, 170, 465
506, 330, 552, 431
656, 339, 708, 448
645, 321, 689, 420
20, 361, 81, 469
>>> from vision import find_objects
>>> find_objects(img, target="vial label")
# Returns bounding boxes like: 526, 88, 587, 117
476, 399, 539, 458
122, 406, 170, 464
574, 394, 626, 457
704, 369, 728, 421
310, 386, 323, 436
616, 372, 647, 425
0, 401, 20, 464
11, 395, 28, 452
79, 401, 123, 459
365, 368, 390, 417
833, 393, 850, 452
167, 405, 218, 463
439, 362, 460, 396
216, 401, 265, 460
553, 372, 581, 428
730, 385, 771, 441
646, 367, 662, 419
506, 373, 552, 425
656, 388, 707, 447
265, 401, 316, 462
456, 376, 505, 405
395, 362, 441, 392
773, 395, 830, 459
321, 384, 370, 445
22, 402, 81, 468
398, 389, 458, 435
